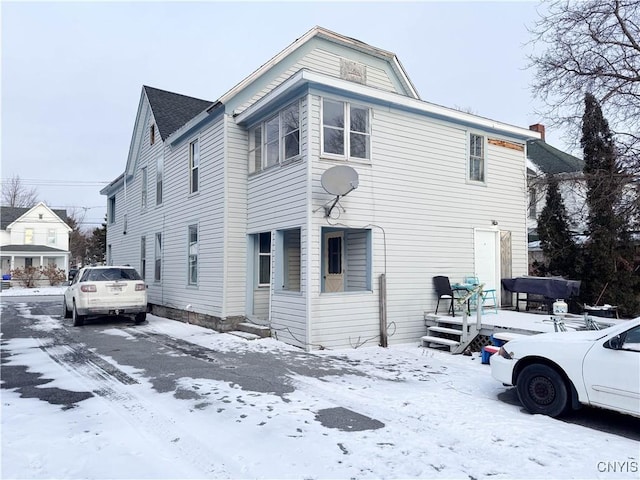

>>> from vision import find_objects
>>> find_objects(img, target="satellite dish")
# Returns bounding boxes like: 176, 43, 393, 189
321, 165, 359, 196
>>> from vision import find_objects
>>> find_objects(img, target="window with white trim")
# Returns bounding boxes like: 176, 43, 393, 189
141, 166, 147, 209
156, 156, 163, 205
154, 233, 162, 282
140, 236, 146, 279
249, 101, 300, 173
108, 196, 116, 224
188, 224, 198, 285
48, 229, 56, 245
24, 228, 34, 244
322, 99, 370, 160
469, 133, 485, 182
189, 139, 199, 194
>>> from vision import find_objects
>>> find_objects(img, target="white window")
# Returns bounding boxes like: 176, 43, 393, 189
189, 140, 199, 194
529, 187, 537, 219
322, 99, 370, 160
156, 156, 163, 205
150, 124, 155, 145
248, 101, 300, 173
188, 225, 198, 285
140, 236, 146, 279
154, 233, 162, 282
469, 133, 485, 183
24, 228, 34, 244
141, 167, 147, 209
108, 196, 116, 224
258, 232, 271, 286
48, 229, 56, 245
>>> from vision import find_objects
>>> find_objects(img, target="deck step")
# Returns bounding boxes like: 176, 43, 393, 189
420, 335, 460, 347
427, 326, 464, 336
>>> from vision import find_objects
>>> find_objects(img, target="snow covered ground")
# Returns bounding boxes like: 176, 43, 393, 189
1, 288, 639, 479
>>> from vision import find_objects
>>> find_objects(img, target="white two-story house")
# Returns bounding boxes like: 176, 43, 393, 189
0, 203, 72, 280
102, 26, 540, 350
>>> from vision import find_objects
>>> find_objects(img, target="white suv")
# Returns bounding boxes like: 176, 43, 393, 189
63, 266, 148, 326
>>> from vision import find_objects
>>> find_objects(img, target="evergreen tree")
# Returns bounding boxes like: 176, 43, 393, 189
537, 174, 580, 278
86, 216, 107, 265
580, 93, 639, 315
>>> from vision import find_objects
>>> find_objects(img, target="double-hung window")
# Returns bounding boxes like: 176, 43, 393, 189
189, 139, 199, 194
154, 233, 162, 282
249, 101, 300, 173
188, 225, 198, 285
469, 133, 485, 183
141, 166, 147, 209
140, 236, 146, 279
156, 156, 163, 205
322, 99, 370, 160
108, 196, 116, 224
48, 229, 56, 245
24, 228, 34, 244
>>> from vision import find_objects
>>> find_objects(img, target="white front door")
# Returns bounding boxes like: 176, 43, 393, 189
324, 231, 344, 293
474, 229, 499, 294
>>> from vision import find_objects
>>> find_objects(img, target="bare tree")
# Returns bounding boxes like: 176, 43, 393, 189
529, 0, 640, 167
1, 175, 39, 207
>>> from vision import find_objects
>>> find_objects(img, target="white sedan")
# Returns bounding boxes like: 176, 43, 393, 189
491, 317, 640, 418
63, 266, 148, 326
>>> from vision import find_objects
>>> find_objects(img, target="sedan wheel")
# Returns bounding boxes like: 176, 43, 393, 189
72, 302, 85, 327
516, 364, 569, 417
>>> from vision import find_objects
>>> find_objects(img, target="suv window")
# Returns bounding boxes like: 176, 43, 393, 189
85, 268, 142, 282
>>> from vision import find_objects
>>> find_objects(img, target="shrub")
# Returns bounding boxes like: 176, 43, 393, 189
10, 266, 41, 288
40, 264, 67, 286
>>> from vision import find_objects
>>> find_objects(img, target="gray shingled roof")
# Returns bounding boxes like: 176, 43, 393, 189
0, 244, 68, 253
143, 86, 213, 141
1, 206, 68, 230
527, 139, 584, 174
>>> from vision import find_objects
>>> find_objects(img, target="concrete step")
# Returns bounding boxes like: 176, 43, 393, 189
236, 322, 271, 338
228, 331, 262, 341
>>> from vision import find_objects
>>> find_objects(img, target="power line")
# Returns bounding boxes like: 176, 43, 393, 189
1, 178, 110, 187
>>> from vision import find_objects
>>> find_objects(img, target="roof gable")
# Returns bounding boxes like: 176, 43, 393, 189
1, 203, 69, 230
527, 139, 584, 174
143, 86, 213, 141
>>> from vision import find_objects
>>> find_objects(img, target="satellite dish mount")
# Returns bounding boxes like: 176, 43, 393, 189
320, 165, 359, 218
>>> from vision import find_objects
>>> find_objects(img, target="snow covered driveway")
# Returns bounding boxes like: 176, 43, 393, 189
1, 296, 638, 479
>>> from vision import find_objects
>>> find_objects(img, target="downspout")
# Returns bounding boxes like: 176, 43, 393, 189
305, 92, 313, 351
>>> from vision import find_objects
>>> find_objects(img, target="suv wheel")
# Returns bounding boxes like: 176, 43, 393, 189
62, 299, 71, 319
72, 301, 85, 327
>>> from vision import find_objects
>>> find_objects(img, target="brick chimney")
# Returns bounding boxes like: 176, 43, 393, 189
529, 123, 546, 141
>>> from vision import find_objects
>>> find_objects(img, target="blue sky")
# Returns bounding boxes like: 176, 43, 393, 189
2, 1, 562, 228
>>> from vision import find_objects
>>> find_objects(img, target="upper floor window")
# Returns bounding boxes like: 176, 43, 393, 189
108, 196, 116, 224
150, 124, 156, 145
24, 228, 34, 244
469, 133, 485, 183
48, 229, 56, 245
189, 139, 199, 194
140, 236, 146, 279
141, 166, 148, 209
156, 156, 163, 205
249, 101, 300, 173
322, 99, 370, 160
529, 187, 537, 219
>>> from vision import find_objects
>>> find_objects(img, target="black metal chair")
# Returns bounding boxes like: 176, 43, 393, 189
433, 276, 467, 317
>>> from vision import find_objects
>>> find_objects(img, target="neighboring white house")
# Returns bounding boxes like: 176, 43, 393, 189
102, 26, 540, 350
0, 202, 72, 280
525, 124, 585, 270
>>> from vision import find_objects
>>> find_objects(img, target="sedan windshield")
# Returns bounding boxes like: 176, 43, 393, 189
84, 268, 142, 282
